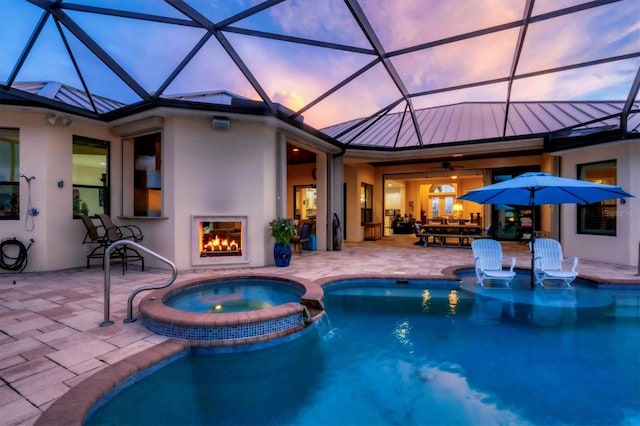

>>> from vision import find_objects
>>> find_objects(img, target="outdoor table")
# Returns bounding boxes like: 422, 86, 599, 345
419, 224, 483, 247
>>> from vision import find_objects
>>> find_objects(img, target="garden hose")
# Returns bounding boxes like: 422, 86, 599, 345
0, 238, 34, 273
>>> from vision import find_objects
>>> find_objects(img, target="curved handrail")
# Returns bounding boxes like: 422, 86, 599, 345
101, 240, 177, 327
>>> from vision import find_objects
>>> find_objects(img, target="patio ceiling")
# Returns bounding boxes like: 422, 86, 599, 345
1, 0, 639, 151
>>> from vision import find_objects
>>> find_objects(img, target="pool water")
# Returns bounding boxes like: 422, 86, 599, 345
164, 279, 303, 313
87, 283, 640, 426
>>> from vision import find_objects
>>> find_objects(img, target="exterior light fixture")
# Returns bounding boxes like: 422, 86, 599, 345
212, 116, 230, 130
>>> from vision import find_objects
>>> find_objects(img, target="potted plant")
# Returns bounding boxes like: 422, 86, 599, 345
269, 217, 297, 267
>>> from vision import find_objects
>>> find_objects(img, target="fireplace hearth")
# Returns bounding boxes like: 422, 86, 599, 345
192, 216, 248, 265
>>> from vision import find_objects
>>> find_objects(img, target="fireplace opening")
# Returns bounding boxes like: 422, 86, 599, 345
199, 221, 242, 257
192, 216, 248, 265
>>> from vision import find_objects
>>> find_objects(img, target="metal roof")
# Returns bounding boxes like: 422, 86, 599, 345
1, 0, 639, 150
322, 101, 640, 147
13, 80, 126, 113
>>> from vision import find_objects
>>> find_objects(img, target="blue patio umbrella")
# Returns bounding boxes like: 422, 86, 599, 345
458, 172, 634, 288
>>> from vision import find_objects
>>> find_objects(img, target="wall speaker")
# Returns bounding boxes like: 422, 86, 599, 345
212, 117, 230, 130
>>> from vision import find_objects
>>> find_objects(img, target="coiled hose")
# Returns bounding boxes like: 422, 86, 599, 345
0, 238, 33, 273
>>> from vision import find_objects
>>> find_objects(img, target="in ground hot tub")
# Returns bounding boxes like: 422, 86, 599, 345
165, 280, 303, 313
138, 275, 323, 345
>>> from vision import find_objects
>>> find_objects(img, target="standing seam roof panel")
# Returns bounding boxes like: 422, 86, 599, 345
422, 107, 447, 145
487, 103, 506, 138
506, 103, 530, 137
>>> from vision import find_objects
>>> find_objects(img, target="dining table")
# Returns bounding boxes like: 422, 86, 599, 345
418, 223, 484, 247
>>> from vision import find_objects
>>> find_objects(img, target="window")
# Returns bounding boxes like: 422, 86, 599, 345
293, 185, 317, 220
0, 128, 19, 220
429, 184, 456, 218
360, 182, 373, 225
73, 137, 109, 217
123, 132, 162, 217
577, 160, 617, 236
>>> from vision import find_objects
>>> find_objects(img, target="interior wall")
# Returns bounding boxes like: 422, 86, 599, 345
343, 163, 376, 242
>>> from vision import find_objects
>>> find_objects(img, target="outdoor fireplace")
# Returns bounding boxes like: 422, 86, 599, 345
192, 216, 248, 265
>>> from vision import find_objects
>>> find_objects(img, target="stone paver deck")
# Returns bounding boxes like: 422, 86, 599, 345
1, 237, 638, 425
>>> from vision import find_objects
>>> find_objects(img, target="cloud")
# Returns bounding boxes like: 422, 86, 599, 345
512, 60, 640, 101
272, 90, 305, 111
267, 0, 364, 46
360, 0, 523, 51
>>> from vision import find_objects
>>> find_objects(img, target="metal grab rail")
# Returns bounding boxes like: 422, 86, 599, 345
100, 240, 177, 327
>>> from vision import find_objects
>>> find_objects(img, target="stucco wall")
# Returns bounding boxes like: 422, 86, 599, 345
558, 140, 639, 266
0, 110, 117, 272
0, 110, 295, 272
164, 115, 278, 269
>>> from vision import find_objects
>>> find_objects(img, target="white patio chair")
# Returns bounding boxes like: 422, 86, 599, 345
530, 238, 578, 288
471, 239, 516, 288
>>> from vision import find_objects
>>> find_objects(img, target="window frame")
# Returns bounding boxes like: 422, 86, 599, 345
0, 128, 20, 221
577, 159, 617, 236
360, 182, 373, 226
122, 131, 163, 217
72, 136, 110, 218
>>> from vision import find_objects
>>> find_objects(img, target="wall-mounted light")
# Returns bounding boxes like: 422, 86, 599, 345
212, 116, 230, 130
46, 114, 73, 127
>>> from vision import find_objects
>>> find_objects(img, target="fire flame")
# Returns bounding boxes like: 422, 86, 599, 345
203, 235, 239, 252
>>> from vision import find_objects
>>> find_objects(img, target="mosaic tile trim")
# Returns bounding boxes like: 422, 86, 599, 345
142, 312, 304, 341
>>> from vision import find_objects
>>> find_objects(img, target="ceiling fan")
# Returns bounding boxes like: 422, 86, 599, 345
427, 160, 465, 171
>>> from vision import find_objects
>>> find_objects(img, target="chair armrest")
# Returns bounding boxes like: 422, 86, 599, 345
122, 224, 144, 241
564, 257, 579, 272
504, 256, 516, 272
474, 257, 482, 271
110, 224, 143, 242
532, 255, 542, 270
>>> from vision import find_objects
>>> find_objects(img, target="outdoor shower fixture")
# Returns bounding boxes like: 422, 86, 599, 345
20, 175, 39, 224
20, 174, 35, 183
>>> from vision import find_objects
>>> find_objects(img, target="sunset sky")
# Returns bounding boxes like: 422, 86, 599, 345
1, 0, 638, 129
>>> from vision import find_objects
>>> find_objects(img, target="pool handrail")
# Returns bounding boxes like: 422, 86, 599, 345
101, 239, 177, 327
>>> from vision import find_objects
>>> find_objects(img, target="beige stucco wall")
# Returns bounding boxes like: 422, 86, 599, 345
163, 115, 277, 269
0, 110, 117, 271
557, 140, 639, 266
0, 109, 322, 272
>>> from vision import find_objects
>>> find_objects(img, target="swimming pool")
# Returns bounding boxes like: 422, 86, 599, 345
84, 277, 640, 425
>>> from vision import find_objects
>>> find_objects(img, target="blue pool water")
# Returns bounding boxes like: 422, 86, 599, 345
87, 278, 640, 425
165, 279, 303, 313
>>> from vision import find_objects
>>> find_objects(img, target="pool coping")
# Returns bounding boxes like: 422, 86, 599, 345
35, 339, 190, 426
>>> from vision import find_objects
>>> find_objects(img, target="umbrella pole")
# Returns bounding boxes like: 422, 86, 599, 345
530, 203, 535, 289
